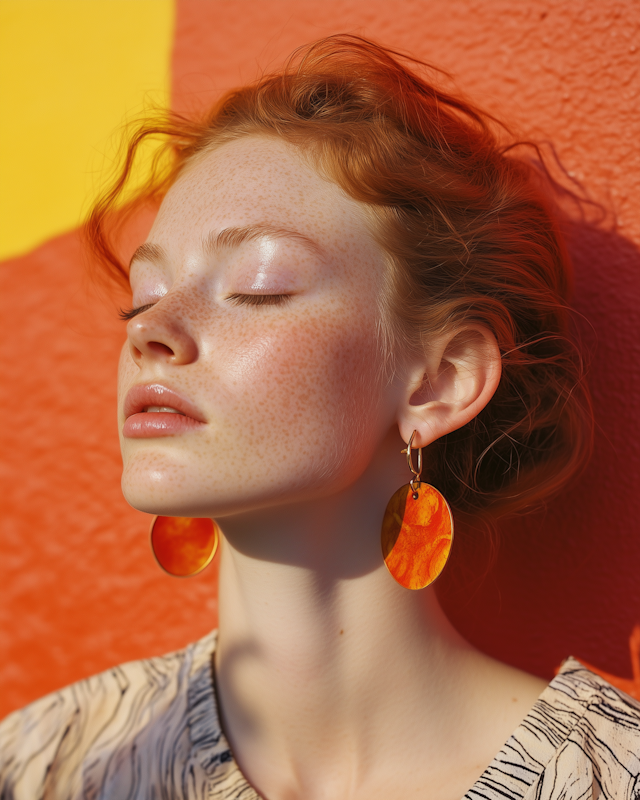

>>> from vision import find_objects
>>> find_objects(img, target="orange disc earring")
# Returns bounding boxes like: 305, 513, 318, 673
150, 516, 219, 577
381, 431, 453, 590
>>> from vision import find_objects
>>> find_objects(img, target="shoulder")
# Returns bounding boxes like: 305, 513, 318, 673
550, 657, 640, 743
527, 658, 640, 799
0, 631, 219, 800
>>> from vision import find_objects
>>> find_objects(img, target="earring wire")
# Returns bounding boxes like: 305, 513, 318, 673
401, 430, 422, 496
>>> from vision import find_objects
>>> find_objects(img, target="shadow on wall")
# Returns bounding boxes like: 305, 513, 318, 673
439, 219, 640, 682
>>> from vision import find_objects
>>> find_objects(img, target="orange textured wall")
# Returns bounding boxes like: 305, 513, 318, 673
1, 0, 639, 719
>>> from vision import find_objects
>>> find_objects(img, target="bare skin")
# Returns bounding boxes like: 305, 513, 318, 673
119, 136, 548, 800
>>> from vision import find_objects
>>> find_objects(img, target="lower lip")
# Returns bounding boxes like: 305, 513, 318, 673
123, 412, 205, 438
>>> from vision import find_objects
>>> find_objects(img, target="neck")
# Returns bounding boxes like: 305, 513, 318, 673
216, 535, 473, 720
213, 431, 492, 798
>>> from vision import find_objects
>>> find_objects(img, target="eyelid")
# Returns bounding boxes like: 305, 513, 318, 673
119, 303, 155, 321
119, 293, 293, 320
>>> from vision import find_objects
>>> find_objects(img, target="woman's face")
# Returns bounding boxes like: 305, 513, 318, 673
118, 136, 400, 519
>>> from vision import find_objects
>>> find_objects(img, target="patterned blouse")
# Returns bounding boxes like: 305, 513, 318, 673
2, 631, 640, 799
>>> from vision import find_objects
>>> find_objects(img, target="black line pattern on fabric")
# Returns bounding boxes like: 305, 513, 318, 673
2, 634, 640, 799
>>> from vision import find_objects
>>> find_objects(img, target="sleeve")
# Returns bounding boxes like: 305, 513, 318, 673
0, 645, 199, 800
0, 686, 87, 800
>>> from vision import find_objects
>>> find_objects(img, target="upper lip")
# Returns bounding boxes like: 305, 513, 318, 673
124, 384, 207, 422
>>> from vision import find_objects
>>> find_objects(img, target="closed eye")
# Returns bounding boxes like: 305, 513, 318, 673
226, 294, 292, 307
119, 294, 291, 320
119, 304, 155, 321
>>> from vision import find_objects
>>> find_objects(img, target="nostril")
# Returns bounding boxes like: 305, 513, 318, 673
148, 341, 175, 357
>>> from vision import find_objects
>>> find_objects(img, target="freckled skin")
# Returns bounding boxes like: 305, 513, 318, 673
119, 137, 398, 518
117, 137, 551, 800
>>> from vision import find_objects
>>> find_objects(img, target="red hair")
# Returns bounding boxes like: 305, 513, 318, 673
88, 35, 593, 521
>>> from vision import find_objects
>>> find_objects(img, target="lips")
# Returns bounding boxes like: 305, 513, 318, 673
123, 384, 206, 438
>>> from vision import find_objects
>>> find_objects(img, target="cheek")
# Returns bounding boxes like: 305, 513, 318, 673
216, 308, 383, 462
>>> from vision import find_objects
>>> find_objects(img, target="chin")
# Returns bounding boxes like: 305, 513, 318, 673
121, 484, 189, 518
120, 463, 275, 520
120, 459, 206, 518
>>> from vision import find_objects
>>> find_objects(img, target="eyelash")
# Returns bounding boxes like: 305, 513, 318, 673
119, 304, 154, 321
118, 294, 291, 320
226, 293, 292, 307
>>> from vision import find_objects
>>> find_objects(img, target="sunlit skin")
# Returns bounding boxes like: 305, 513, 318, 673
119, 137, 395, 518
118, 137, 548, 800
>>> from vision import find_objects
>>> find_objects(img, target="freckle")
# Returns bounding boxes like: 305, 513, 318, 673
512, 697, 517, 702
340, 629, 344, 635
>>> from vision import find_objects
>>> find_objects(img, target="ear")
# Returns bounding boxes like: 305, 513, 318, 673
397, 325, 501, 449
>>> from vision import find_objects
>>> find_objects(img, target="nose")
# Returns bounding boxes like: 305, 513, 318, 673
127, 302, 199, 367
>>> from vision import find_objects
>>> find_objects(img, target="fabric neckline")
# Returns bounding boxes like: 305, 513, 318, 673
188, 634, 591, 800
461, 656, 593, 799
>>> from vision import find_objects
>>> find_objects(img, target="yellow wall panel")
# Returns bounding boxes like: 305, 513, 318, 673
0, 0, 174, 259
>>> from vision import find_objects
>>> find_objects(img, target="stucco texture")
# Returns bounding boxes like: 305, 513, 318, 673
1, 0, 639, 719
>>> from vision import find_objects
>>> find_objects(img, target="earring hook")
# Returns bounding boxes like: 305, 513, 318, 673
401, 430, 422, 496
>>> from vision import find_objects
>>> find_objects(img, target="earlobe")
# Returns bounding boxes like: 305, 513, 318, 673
397, 325, 501, 449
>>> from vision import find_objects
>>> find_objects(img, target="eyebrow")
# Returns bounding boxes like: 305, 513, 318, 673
128, 224, 324, 271
128, 242, 167, 271
203, 224, 325, 258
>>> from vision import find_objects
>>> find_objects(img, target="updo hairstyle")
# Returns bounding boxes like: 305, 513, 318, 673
88, 35, 593, 524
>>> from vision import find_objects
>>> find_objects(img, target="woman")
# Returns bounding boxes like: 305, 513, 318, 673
2, 35, 639, 800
